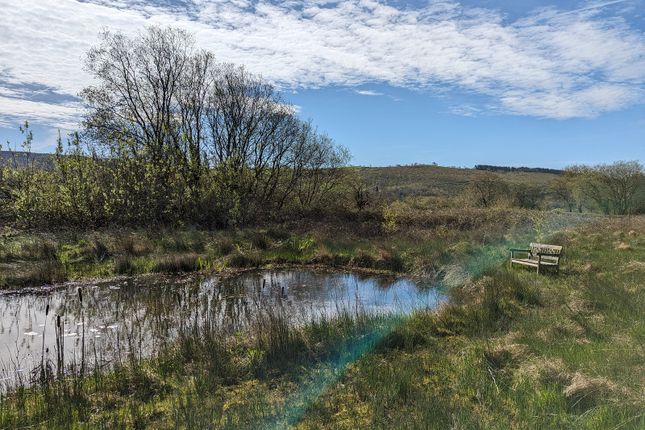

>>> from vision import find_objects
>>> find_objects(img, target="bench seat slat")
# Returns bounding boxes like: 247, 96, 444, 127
511, 258, 558, 266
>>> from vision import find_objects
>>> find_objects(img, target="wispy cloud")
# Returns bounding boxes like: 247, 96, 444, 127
558, 0, 630, 15
0, 0, 643, 129
355, 90, 384, 97
448, 104, 485, 117
0, 96, 81, 130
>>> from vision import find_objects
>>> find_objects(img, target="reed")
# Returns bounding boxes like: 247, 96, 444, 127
0, 288, 392, 429
0, 216, 641, 429
1, 207, 569, 289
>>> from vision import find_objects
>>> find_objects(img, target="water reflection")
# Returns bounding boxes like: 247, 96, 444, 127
0, 270, 445, 388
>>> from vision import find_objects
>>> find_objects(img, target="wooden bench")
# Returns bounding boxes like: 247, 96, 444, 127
510, 243, 562, 274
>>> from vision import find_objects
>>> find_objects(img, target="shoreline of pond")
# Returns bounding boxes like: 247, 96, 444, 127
0, 268, 447, 391
0, 262, 442, 297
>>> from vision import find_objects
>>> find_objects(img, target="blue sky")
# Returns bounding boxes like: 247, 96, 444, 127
0, 0, 644, 167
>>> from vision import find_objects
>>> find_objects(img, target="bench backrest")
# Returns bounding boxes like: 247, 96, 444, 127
530, 243, 562, 257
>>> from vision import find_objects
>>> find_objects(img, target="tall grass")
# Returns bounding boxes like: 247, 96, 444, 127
1, 215, 640, 428
297, 217, 645, 429
1, 208, 574, 289
152, 253, 200, 273
0, 293, 392, 429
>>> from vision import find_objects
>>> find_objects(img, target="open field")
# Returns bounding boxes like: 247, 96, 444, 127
358, 164, 560, 198
0, 215, 642, 428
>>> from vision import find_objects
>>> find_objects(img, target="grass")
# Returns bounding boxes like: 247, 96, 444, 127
152, 253, 201, 273
0, 306, 394, 429
358, 164, 559, 199
296, 216, 645, 429
0, 216, 641, 428
0, 206, 574, 289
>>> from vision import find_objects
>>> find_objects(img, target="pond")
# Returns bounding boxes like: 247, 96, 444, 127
0, 269, 445, 388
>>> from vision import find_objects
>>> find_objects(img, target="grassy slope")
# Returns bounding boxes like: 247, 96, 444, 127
298, 217, 645, 429
358, 165, 559, 198
1, 216, 642, 429
0, 151, 54, 169
0, 155, 557, 197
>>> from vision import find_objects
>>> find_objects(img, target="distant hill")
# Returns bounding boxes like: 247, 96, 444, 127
0, 151, 54, 169
357, 164, 560, 198
1, 151, 561, 199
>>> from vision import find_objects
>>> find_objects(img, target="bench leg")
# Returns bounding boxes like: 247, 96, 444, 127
537, 264, 540, 275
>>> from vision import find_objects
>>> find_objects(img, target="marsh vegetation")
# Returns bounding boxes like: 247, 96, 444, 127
0, 26, 643, 429
0, 217, 642, 429
0, 270, 444, 388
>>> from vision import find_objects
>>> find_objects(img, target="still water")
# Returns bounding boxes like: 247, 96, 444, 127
0, 270, 445, 387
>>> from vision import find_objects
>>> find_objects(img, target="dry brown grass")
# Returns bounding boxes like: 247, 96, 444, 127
567, 292, 593, 314
538, 319, 586, 342
486, 342, 530, 371
615, 241, 632, 250
563, 372, 618, 409
152, 253, 200, 272
624, 260, 645, 272
516, 357, 571, 386
442, 264, 472, 289
579, 262, 597, 273
358, 164, 559, 199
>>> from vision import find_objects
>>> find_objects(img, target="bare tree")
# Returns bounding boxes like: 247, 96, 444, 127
512, 183, 542, 209
566, 165, 611, 214
464, 172, 509, 207
78, 26, 348, 225
81, 27, 197, 220
597, 161, 644, 215
566, 162, 644, 215
206, 64, 294, 203
294, 129, 349, 209
82, 27, 193, 155
177, 50, 215, 199
550, 175, 576, 212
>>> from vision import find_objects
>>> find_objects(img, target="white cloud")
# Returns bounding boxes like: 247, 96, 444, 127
0, 0, 643, 128
355, 90, 384, 96
448, 104, 484, 117
0, 96, 82, 130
